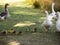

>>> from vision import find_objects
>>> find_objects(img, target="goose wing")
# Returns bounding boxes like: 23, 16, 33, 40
0, 12, 7, 17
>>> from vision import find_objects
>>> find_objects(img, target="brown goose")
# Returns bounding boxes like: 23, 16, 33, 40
0, 3, 9, 20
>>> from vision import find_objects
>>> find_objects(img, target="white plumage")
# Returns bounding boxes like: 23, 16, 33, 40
0, 16, 5, 20
50, 2, 57, 20
56, 12, 60, 31
42, 2, 57, 32
42, 10, 53, 32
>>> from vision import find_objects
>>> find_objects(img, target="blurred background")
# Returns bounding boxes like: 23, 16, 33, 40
0, 0, 60, 12
0, 0, 60, 45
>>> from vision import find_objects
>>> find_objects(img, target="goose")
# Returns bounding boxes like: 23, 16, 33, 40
50, 2, 57, 20
42, 2, 57, 32
56, 12, 60, 32
0, 3, 10, 20
32, 28, 37, 33
18, 31, 23, 35
2, 30, 7, 35
42, 10, 53, 32
7, 29, 16, 34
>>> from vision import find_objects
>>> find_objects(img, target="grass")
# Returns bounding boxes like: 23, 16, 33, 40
0, 6, 56, 32
0, 5, 60, 45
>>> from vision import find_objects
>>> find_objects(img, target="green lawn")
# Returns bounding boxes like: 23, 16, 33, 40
0, 6, 60, 45
0, 6, 56, 32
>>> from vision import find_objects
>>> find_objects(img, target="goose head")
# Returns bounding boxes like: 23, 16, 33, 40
52, 2, 55, 7
45, 10, 55, 21
5, 3, 9, 7
5, 3, 9, 9
45, 10, 49, 17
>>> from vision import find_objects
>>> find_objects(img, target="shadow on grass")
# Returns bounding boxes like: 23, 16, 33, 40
0, 33, 60, 45
0, 5, 57, 33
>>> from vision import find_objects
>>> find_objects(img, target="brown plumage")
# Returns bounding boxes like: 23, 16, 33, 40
12, 31, 16, 34
18, 31, 22, 35
2, 31, 7, 35
32, 28, 37, 33
7, 29, 16, 34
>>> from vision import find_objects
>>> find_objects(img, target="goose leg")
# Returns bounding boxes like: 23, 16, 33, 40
43, 26, 49, 33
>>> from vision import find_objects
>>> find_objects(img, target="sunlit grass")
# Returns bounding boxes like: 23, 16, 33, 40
12, 11, 39, 15
8, 40, 20, 45
0, 0, 32, 8
14, 21, 36, 27
0, 4, 56, 33
0, 1, 59, 45
0, 0, 26, 4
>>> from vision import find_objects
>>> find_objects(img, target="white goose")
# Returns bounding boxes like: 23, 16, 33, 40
56, 12, 60, 32
42, 10, 53, 32
42, 2, 57, 32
